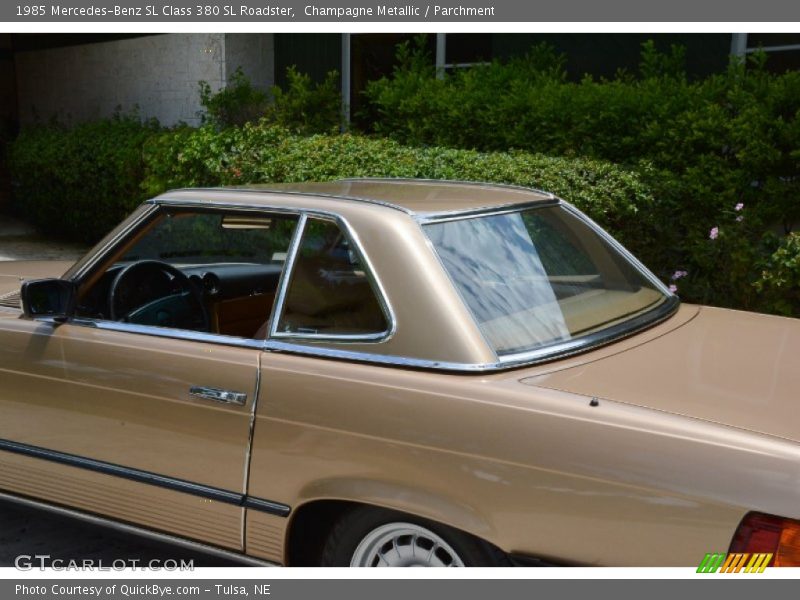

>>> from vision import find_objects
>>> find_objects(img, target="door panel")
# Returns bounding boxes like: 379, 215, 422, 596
0, 316, 258, 546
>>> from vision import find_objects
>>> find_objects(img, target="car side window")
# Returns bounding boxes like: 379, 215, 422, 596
76, 209, 299, 340
276, 218, 388, 337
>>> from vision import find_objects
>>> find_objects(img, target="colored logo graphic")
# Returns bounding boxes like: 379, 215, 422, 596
697, 553, 773, 573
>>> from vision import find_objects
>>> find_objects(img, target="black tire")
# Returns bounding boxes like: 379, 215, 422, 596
320, 505, 510, 567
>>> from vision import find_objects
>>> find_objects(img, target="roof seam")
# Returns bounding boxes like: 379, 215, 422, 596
158, 187, 415, 215
157, 178, 555, 215
337, 177, 556, 199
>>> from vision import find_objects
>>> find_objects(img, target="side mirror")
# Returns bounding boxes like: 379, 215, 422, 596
20, 278, 77, 322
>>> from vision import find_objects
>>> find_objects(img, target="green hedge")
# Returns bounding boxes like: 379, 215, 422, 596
8, 118, 800, 318
141, 121, 654, 245
8, 118, 653, 258
361, 40, 800, 316
8, 116, 158, 242
364, 41, 800, 226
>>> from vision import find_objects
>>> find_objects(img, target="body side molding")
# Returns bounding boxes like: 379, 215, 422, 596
0, 439, 290, 517
0, 490, 279, 566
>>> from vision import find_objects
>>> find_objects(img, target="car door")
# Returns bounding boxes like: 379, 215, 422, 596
0, 204, 298, 551
0, 318, 258, 550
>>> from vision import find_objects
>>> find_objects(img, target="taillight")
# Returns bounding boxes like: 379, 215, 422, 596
730, 512, 800, 566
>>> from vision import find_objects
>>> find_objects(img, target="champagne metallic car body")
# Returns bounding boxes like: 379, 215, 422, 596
0, 179, 798, 566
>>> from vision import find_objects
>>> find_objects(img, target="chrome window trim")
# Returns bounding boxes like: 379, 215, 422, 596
268, 214, 397, 345
421, 197, 675, 297
160, 186, 415, 215
32, 191, 678, 373
162, 179, 556, 217
264, 339, 495, 371
66, 203, 160, 282
266, 212, 307, 339
416, 199, 561, 224
559, 201, 674, 297
337, 177, 557, 202
148, 202, 398, 342
241, 359, 262, 545
264, 298, 679, 372
67, 317, 269, 350
64, 199, 396, 348
416, 198, 679, 368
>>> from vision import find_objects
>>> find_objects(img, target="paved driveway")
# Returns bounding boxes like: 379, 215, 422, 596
0, 214, 244, 568
0, 500, 241, 568
0, 215, 87, 262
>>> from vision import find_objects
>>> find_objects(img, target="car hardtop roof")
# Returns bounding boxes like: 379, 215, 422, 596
156, 178, 555, 216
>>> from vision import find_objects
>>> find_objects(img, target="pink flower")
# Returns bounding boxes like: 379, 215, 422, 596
735, 202, 744, 211
709, 227, 719, 240
668, 284, 678, 294
671, 270, 688, 280
736, 215, 744, 223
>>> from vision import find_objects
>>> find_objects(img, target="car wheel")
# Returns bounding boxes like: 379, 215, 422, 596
320, 506, 509, 567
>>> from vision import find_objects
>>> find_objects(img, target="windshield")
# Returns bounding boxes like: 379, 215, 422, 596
120, 211, 297, 266
424, 205, 670, 357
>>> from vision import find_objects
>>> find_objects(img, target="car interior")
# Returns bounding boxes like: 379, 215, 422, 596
74, 209, 388, 340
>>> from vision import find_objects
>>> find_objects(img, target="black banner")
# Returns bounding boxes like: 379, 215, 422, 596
4, 579, 799, 600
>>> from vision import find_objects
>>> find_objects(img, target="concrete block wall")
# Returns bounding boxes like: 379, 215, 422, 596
225, 33, 274, 92
14, 33, 275, 127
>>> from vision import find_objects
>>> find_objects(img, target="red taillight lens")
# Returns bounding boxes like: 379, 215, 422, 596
730, 512, 800, 566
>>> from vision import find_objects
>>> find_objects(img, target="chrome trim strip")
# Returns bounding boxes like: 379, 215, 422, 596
160, 179, 556, 217
69, 318, 268, 350
0, 438, 291, 517
148, 199, 301, 215
267, 213, 307, 339
496, 296, 679, 366
242, 354, 263, 550
337, 177, 557, 202
262, 197, 681, 372
54, 190, 676, 373
242, 497, 292, 515
423, 198, 678, 360
264, 297, 679, 372
271, 331, 390, 343
269, 213, 397, 344
416, 199, 561, 224
0, 490, 277, 566
264, 340, 492, 371
137, 201, 398, 344
559, 201, 675, 297
156, 187, 414, 215
0, 438, 240, 504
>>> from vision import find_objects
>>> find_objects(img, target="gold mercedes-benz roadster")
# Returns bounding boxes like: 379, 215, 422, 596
0, 179, 798, 567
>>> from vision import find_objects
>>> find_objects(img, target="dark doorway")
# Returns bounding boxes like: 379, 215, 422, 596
0, 34, 17, 212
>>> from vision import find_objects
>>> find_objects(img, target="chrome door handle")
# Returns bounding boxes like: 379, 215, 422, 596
189, 386, 247, 406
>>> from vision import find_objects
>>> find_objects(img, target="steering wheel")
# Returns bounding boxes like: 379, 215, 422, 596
108, 260, 209, 332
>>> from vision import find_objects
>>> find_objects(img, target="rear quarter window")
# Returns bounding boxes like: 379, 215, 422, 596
276, 218, 389, 337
